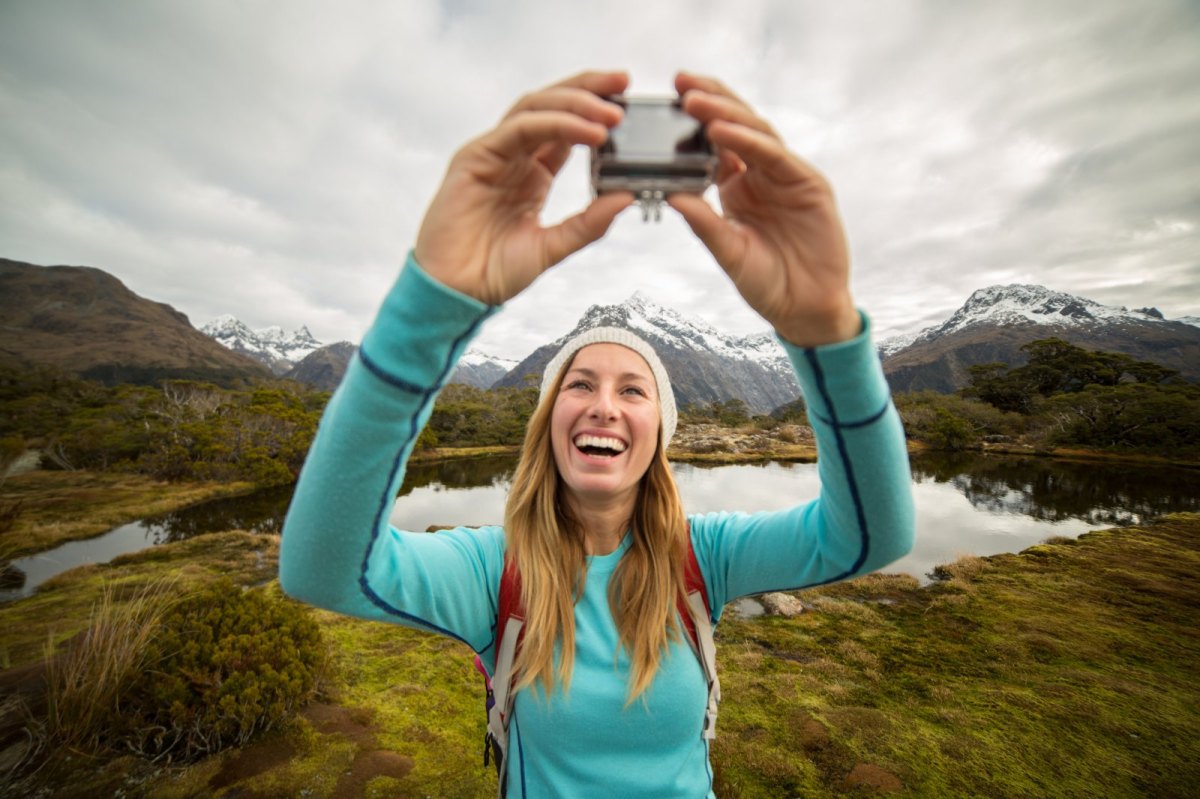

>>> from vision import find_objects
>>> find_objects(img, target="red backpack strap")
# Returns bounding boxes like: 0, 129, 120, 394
496, 554, 525, 660
484, 555, 525, 793
678, 527, 721, 740
677, 531, 711, 647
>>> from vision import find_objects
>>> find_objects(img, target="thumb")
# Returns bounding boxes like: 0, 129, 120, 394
668, 194, 742, 268
542, 192, 634, 266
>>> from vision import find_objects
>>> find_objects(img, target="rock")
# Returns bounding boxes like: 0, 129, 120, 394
759, 591, 806, 617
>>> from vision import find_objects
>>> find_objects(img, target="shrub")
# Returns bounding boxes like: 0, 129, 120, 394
895, 391, 1023, 448
111, 580, 324, 762
925, 408, 977, 451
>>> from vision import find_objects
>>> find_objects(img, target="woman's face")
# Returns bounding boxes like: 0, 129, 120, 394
550, 343, 661, 507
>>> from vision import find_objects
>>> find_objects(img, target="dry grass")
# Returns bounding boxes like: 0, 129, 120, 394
44, 575, 181, 753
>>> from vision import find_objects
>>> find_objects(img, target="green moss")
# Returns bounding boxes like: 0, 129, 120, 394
6, 509, 1198, 798
710, 513, 1200, 797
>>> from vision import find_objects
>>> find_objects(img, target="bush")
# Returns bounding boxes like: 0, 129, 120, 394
925, 408, 977, 451
895, 391, 1024, 448
111, 580, 324, 762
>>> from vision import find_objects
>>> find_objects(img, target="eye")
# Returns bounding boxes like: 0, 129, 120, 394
565, 379, 591, 391
622, 385, 648, 397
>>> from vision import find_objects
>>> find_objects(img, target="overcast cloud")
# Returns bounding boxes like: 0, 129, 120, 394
1, 0, 1197, 359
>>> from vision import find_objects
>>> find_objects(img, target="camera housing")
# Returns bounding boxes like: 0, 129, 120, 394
591, 96, 717, 222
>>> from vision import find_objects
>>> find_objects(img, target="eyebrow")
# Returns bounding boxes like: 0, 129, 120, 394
566, 367, 653, 385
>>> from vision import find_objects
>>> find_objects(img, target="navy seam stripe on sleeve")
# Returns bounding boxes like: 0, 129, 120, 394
810, 398, 890, 430
356, 308, 497, 651
358, 348, 427, 394
804, 348, 871, 580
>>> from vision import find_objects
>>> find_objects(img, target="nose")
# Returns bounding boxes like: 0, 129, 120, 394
587, 386, 619, 420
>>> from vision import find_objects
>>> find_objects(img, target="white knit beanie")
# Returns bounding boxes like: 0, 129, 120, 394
539, 326, 677, 446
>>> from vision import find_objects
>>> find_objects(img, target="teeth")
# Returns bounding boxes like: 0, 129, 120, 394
574, 434, 627, 453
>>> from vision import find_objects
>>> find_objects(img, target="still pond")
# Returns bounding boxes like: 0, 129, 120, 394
4, 452, 1198, 602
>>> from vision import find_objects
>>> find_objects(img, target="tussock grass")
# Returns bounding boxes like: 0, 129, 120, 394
44, 575, 180, 753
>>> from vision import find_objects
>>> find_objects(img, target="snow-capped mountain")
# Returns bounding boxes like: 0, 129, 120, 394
880, 284, 1200, 393
201, 315, 323, 375
492, 292, 797, 414
450, 349, 520, 389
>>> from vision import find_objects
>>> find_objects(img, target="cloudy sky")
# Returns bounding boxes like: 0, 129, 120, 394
2, 0, 1198, 360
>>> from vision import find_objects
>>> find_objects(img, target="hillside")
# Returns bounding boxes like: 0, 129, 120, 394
0, 258, 270, 386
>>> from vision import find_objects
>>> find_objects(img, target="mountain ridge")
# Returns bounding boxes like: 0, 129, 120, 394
492, 293, 798, 414
880, 283, 1200, 392
0, 257, 270, 386
200, 315, 323, 375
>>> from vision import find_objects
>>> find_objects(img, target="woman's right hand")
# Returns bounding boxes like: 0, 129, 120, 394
413, 71, 635, 307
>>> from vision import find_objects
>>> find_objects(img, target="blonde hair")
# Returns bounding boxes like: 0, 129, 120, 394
504, 354, 689, 702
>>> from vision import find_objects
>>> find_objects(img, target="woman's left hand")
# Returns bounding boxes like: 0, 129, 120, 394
668, 72, 861, 348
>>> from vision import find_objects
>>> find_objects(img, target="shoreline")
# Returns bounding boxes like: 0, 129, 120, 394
3, 513, 1196, 796
2, 436, 1195, 561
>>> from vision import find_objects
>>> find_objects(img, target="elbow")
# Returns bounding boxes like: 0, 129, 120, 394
277, 541, 328, 611
867, 514, 915, 572
277, 562, 315, 607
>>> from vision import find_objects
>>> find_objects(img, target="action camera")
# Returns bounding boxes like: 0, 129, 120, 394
590, 96, 717, 222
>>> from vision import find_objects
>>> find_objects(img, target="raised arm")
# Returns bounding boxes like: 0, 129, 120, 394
278, 72, 635, 650
668, 72, 914, 611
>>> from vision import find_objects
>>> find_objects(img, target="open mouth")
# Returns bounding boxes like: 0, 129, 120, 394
573, 433, 628, 459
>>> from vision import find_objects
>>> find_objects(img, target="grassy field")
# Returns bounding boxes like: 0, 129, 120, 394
2, 506, 1196, 797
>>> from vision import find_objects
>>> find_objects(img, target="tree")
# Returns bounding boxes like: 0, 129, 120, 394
964, 339, 1180, 414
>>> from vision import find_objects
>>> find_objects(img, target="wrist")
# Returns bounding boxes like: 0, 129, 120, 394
774, 301, 862, 348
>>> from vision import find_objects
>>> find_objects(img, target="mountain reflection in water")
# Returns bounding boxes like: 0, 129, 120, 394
4, 452, 1197, 601
910, 452, 1200, 527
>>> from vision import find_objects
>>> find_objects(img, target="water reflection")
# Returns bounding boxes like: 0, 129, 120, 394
398, 457, 515, 496
4, 452, 1198, 601
141, 484, 295, 543
910, 452, 1200, 526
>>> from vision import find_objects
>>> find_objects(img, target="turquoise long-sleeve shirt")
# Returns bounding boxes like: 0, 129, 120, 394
279, 253, 915, 798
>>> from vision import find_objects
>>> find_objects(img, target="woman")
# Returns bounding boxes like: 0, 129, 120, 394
279, 70, 915, 798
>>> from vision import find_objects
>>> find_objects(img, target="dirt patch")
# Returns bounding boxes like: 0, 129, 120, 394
302, 702, 375, 747
331, 749, 415, 799
209, 702, 414, 798
210, 734, 297, 790
843, 763, 903, 793
798, 717, 830, 750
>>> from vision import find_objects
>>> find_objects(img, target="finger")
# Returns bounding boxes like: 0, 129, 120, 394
542, 192, 635, 266
550, 69, 631, 98
668, 194, 745, 269
675, 71, 752, 110
480, 111, 609, 160
534, 140, 573, 176
681, 89, 778, 139
504, 86, 624, 127
706, 120, 821, 185
715, 146, 746, 185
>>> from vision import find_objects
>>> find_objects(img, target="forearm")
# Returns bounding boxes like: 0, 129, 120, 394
278, 253, 498, 621
691, 313, 915, 609
783, 313, 915, 579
